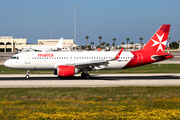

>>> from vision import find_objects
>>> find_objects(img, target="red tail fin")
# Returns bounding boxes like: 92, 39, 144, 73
141, 25, 170, 53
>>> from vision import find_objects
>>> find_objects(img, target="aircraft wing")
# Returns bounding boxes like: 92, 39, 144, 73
75, 60, 108, 69
75, 48, 124, 69
53, 59, 107, 69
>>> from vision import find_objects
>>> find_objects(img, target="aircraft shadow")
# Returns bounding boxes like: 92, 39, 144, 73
0, 75, 180, 81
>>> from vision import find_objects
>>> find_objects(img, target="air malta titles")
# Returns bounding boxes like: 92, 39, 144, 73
38, 53, 54, 57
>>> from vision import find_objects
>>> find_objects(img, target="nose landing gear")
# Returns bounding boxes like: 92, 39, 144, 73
25, 70, 30, 79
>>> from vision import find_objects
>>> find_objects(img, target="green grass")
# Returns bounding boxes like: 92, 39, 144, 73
0, 87, 180, 101
1, 64, 180, 74
1, 87, 180, 119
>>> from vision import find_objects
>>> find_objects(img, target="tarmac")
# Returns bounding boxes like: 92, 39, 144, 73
0, 74, 180, 88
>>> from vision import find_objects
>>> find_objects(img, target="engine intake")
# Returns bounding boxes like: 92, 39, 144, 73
57, 65, 76, 77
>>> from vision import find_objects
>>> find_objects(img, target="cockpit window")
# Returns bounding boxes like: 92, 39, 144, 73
11, 56, 19, 59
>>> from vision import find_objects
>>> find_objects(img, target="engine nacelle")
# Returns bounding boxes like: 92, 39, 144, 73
57, 65, 76, 77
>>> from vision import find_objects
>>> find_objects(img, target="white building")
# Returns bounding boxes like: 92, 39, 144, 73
0, 36, 73, 52
0, 36, 26, 52
120, 43, 145, 50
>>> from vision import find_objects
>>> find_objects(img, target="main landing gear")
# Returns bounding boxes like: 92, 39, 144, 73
81, 72, 90, 79
25, 70, 30, 79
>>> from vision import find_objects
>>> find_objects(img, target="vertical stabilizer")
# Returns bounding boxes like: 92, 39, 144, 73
141, 25, 170, 53
56, 38, 63, 48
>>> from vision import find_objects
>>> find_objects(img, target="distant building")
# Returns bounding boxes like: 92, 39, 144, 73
120, 43, 146, 50
0, 36, 26, 52
0, 36, 73, 52
38, 39, 73, 48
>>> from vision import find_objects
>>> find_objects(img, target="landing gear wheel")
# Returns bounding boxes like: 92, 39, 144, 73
85, 74, 90, 79
25, 70, 30, 79
25, 75, 30, 79
81, 72, 90, 79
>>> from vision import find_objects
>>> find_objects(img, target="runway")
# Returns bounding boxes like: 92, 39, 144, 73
0, 74, 180, 88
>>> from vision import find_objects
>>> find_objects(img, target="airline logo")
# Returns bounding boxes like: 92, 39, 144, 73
38, 53, 54, 57
151, 33, 167, 52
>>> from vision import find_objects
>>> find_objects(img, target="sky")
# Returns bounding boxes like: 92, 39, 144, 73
0, 0, 180, 46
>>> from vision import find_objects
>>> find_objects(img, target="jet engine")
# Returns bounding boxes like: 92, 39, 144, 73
57, 65, 79, 77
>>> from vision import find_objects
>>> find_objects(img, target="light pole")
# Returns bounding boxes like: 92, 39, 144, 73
73, 6, 77, 49
168, 31, 170, 53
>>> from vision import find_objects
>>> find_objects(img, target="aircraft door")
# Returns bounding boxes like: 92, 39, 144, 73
25, 53, 30, 64
137, 53, 143, 63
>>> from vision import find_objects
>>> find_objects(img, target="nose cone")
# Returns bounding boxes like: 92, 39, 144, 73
4, 60, 11, 68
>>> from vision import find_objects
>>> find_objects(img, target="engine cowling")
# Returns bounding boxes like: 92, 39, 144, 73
57, 65, 75, 77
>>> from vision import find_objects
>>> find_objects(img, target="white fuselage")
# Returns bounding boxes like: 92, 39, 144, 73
4, 51, 134, 70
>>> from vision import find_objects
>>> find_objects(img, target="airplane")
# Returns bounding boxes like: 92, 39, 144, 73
20, 38, 64, 52
4, 24, 173, 79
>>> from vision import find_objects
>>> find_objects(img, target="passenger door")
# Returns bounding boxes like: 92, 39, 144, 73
25, 53, 30, 64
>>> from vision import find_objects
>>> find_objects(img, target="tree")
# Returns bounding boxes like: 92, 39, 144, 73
81, 45, 86, 50
112, 38, 116, 49
106, 43, 110, 47
112, 43, 115, 49
96, 45, 100, 49
170, 41, 179, 49
141, 43, 144, 47
101, 42, 106, 49
121, 42, 125, 48
90, 42, 94, 49
85, 36, 89, 49
139, 37, 143, 49
126, 38, 130, 49
130, 42, 134, 49
98, 36, 102, 47
87, 45, 91, 50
